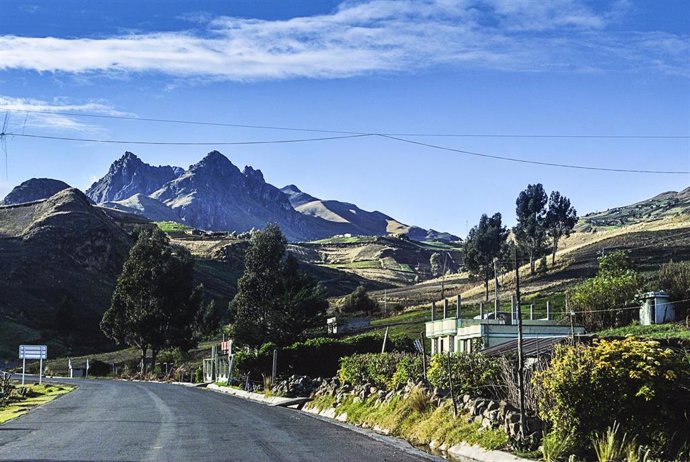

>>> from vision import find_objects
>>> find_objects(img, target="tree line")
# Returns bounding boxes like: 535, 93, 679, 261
463, 183, 578, 300
100, 224, 332, 371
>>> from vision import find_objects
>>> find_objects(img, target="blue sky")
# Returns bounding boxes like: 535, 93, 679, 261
0, 0, 688, 236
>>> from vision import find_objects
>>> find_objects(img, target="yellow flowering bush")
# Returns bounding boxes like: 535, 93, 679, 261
535, 338, 690, 458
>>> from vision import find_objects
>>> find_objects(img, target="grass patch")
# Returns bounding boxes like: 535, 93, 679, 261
0, 383, 75, 424
156, 221, 191, 233
328, 394, 508, 451
419, 241, 463, 251
332, 260, 382, 270
311, 236, 377, 245
597, 322, 690, 339
309, 394, 336, 412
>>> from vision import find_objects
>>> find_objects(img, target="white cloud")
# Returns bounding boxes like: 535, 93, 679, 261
0, 96, 126, 133
0, 0, 686, 80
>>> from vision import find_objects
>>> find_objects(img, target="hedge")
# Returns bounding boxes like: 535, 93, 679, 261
235, 333, 415, 379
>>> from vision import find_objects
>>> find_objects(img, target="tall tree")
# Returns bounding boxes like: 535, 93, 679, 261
514, 183, 548, 275
100, 227, 203, 372
463, 213, 509, 301
545, 191, 578, 264
429, 252, 443, 278
231, 224, 328, 347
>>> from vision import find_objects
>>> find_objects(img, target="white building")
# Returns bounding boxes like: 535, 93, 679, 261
425, 296, 585, 354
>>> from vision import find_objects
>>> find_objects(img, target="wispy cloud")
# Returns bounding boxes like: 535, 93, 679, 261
0, 0, 686, 80
0, 96, 126, 133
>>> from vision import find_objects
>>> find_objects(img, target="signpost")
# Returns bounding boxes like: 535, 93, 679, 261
19, 345, 47, 386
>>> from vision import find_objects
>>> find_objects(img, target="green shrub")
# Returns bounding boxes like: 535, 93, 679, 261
87, 359, 112, 377
659, 261, 690, 319
390, 354, 424, 390
569, 251, 642, 331
535, 338, 690, 458
236, 333, 415, 379
427, 353, 500, 397
541, 429, 572, 462
339, 352, 407, 388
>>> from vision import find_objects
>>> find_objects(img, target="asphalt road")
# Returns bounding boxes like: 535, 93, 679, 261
0, 378, 440, 461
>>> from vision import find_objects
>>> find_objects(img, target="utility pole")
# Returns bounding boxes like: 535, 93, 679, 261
567, 295, 575, 343
441, 252, 448, 300
384, 289, 387, 316
514, 247, 526, 441
493, 257, 500, 319
419, 332, 427, 381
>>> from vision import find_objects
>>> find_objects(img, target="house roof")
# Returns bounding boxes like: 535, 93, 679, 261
481, 335, 594, 357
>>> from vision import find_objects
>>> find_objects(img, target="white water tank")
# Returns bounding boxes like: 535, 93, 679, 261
639, 292, 674, 325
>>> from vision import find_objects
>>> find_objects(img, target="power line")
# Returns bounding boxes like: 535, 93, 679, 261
2, 111, 688, 174
3, 132, 372, 146
4, 109, 690, 139
378, 134, 690, 175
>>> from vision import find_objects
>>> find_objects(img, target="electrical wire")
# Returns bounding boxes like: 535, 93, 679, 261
378, 134, 690, 175
5, 109, 690, 139
2, 110, 687, 174
2, 132, 372, 146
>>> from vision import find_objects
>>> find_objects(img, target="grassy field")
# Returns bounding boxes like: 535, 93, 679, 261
597, 323, 690, 340
156, 221, 191, 234
311, 236, 377, 245
0, 383, 75, 424
419, 241, 463, 250
331, 260, 382, 270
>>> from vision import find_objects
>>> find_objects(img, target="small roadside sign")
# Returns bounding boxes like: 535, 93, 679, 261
18, 344, 47, 386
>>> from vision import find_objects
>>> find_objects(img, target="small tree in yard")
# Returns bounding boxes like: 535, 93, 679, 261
100, 227, 203, 372
339, 286, 379, 316
545, 191, 578, 264
569, 251, 641, 330
230, 224, 328, 348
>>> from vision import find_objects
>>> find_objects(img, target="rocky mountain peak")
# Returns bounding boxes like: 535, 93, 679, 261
243, 166, 265, 183
86, 151, 184, 203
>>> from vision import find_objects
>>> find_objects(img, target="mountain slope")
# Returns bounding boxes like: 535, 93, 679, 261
2, 178, 71, 205
86, 152, 184, 203
281, 184, 459, 241
101, 193, 179, 222
578, 187, 690, 230
0, 188, 133, 356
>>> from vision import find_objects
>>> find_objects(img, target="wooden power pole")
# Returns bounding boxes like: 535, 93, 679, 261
514, 247, 526, 441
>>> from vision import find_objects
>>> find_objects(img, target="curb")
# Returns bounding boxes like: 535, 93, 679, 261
447, 442, 532, 462
206, 383, 306, 406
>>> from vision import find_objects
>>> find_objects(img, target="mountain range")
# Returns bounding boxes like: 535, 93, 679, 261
61, 150, 456, 242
